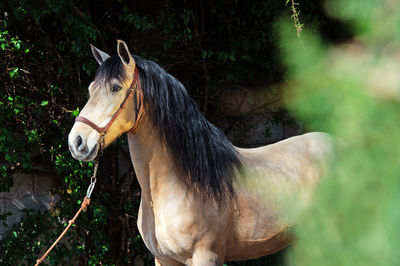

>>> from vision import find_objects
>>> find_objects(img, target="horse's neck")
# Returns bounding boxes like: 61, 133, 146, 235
126, 116, 179, 204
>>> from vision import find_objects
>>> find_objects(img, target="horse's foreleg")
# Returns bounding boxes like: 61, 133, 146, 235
190, 249, 222, 266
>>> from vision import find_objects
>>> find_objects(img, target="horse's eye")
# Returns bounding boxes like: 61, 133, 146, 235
112, 85, 122, 93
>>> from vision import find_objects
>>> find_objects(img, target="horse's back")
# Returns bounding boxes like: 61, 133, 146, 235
238, 132, 334, 159
237, 132, 334, 185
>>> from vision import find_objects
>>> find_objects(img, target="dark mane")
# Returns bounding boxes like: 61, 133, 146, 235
97, 55, 243, 204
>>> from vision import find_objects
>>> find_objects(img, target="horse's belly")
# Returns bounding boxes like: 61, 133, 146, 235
225, 191, 293, 260
225, 230, 292, 261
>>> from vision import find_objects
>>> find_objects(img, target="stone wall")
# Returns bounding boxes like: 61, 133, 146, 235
0, 172, 58, 240
215, 84, 302, 146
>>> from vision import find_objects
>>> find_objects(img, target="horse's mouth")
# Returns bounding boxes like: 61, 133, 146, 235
70, 144, 98, 162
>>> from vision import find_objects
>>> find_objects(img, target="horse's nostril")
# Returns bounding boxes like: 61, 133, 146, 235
76, 135, 84, 151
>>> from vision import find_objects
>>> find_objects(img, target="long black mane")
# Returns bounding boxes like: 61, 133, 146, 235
96, 55, 243, 204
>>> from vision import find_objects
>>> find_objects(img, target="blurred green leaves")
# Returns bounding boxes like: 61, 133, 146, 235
280, 1, 400, 265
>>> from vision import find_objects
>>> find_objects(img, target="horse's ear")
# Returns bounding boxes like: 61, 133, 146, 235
117, 40, 135, 68
91, 44, 110, 65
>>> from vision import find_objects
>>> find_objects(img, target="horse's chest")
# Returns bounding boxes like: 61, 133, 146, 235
137, 198, 197, 263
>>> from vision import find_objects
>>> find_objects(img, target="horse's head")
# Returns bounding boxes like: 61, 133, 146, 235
68, 40, 142, 161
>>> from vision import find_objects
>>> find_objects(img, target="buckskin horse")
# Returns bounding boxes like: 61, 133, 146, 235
68, 40, 334, 265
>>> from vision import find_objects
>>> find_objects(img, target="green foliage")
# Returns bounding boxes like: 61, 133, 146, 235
280, 1, 400, 265
0, 210, 48, 265
0, 1, 148, 263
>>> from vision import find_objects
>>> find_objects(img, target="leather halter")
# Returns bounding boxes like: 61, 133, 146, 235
75, 67, 144, 140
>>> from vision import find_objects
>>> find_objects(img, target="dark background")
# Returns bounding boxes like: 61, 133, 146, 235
0, 0, 351, 264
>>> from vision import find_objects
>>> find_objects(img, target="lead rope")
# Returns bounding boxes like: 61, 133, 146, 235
35, 135, 104, 266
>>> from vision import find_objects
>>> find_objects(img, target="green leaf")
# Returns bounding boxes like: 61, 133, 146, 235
9, 67, 19, 79
71, 107, 80, 118
40, 101, 48, 106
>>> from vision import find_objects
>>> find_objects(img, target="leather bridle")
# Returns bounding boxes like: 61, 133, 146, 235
75, 67, 144, 147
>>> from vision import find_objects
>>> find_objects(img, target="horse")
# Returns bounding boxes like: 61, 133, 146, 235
68, 40, 334, 265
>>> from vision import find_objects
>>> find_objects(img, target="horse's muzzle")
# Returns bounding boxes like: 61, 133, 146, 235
68, 133, 99, 161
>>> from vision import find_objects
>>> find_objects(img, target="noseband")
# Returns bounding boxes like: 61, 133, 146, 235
75, 67, 144, 145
